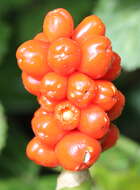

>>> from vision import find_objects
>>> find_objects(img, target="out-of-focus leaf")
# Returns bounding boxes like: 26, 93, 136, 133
37, 175, 57, 190
0, 103, 8, 152
0, 21, 11, 65
94, 0, 140, 71
0, 125, 40, 178
18, 0, 93, 41
90, 135, 140, 190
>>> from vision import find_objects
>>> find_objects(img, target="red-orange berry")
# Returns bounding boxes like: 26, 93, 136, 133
43, 8, 74, 42
16, 40, 51, 79
108, 90, 125, 121
101, 124, 120, 151
34, 32, 49, 43
37, 95, 57, 113
72, 15, 105, 44
67, 72, 97, 108
22, 72, 40, 96
48, 38, 81, 76
79, 105, 110, 139
55, 131, 101, 171
32, 115, 66, 148
101, 52, 121, 81
40, 72, 67, 101
34, 107, 48, 118
94, 80, 117, 111
79, 36, 112, 79
54, 100, 80, 131
26, 137, 58, 167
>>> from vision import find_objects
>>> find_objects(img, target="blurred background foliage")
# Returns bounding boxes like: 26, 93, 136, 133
0, 0, 140, 189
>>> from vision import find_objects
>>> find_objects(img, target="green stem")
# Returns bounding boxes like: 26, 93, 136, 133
56, 169, 93, 190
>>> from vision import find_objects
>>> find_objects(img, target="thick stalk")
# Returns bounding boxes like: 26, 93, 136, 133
56, 169, 93, 190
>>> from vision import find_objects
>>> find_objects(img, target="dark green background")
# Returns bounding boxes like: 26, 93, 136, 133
0, 0, 140, 189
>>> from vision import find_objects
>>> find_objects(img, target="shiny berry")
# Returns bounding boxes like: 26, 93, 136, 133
40, 72, 67, 101
54, 100, 80, 131
108, 90, 125, 121
94, 80, 117, 111
79, 105, 110, 139
43, 8, 74, 42
16, 40, 51, 79
22, 72, 40, 96
37, 95, 57, 113
48, 38, 81, 76
32, 115, 66, 148
79, 36, 112, 79
67, 72, 97, 108
34, 32, 49, 43
72, 15, 105, 44
26, 137, 58, 167
101, 124, 120, 151
55, 131, 101, 171
101, 52, 121, 81
34, 107, 48, 118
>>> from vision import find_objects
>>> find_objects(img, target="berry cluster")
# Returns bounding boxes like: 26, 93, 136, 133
16, 8, 125, 171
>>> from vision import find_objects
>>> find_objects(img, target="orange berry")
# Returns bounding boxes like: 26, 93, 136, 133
21, 72, 40, 96
16, 40, 51, 79
101, 52, 121, 81
101, 124, 120, 151
48, 38, 81, 76
79, 105, 110, 139
108, 90, 125, 120
73, 15, 105, 44
26, 137, 58, 167
54, 100, 80, 130
37, 95, 57, 113
34, 32, 49, 43
67, 72, 97, 108
40, 72, 67, 101
32, 115, 66, 148
94, 80, 117, 111
79, 36, 112, 79
55, 131, 101, 171
34, 107, 48, 118
43, 8, 74, 42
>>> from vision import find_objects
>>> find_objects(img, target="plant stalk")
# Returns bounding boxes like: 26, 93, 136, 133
56, 169, 93, 190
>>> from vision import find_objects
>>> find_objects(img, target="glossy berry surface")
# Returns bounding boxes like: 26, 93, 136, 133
79, 36, 112, 79
55, 131, 101, 171
16, 8, 125, 171
32, 115, 66, 148
40, 72, 67, 101
26, 137, 58, 167
79, 105, 110, 139
108, 90, 125, 121
34, 32, 49, 43
43, 8, 74, 42
94, 80, 117, 111
34, 107, 48, 118
48, 38, 81, 76
16, 40, 51, 79
37, 95, 57, 113
67, 72, 97, 108
22, 72, 41, 96
54, 100, 80, 130
102, 52, 121, 81
101, 124, 120, 151
72, 15, 105, 44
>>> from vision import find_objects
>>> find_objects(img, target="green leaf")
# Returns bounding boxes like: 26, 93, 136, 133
0, 21, 11, 65
0, 125, 40, 178
0, 103, 8, 152
94, 0, 140, 71
90, 136, 140, 190
37, 175, 57, 190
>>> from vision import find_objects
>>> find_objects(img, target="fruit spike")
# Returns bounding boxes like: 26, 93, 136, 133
16, 8, 125, 171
